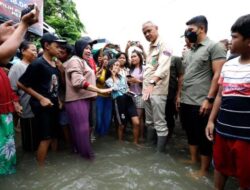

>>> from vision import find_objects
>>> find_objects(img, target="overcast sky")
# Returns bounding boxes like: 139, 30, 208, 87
74, 0, 249, 56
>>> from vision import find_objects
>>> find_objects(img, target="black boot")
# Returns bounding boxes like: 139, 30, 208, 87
146, 127, 156, 146
156, 136, 167, 153
166, 127, 174, 143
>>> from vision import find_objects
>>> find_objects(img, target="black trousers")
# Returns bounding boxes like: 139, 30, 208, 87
165, 98, 176, 138
20, 117, 39, 151
180, 103, 212, 156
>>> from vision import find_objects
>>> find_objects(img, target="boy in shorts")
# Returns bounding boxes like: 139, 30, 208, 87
18, 33, 66, 166
206, 14, 250, 190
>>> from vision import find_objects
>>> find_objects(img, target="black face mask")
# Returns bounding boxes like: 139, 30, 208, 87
186, 31, 198, 43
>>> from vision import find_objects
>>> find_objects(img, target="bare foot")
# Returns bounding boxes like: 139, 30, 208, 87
187, 170, 208, 180
37, 161, 45, 167
134, 142, 145, 148
118, 140, 124, 144
180, 159, 198, 165
139, 137, 145, 143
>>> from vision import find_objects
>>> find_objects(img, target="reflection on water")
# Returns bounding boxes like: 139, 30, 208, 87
0, 124, 238, 190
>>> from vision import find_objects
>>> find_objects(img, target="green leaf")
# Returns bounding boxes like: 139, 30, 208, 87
44, 0, 85, 43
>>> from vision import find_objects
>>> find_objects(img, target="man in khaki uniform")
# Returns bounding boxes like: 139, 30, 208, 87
177, 15, 226, 177
142, 21, 171, 152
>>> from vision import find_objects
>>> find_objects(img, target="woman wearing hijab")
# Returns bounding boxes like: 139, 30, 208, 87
64, 37, 112, 159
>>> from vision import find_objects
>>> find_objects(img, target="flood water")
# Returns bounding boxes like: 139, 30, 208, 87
0, 120, 238, 190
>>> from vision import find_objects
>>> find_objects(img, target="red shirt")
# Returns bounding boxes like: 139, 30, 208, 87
86, 57, 97, 73
0, 68, 19, 114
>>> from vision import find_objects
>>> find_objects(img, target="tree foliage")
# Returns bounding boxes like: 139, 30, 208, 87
44, 0, 84, 44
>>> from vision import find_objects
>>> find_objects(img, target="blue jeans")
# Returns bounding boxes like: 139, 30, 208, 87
96, 96, 112, 136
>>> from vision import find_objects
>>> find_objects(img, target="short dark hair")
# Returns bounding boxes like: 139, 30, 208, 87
186, 15, 208, 33
19, 40, 34, 59
61, 44, 73, 55
231, 14, 250, 39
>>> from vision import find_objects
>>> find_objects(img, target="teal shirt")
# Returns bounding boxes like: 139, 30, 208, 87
105, 75, 129, 99
181, 37, 226, 106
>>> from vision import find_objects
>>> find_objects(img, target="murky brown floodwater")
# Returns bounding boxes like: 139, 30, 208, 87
0, 120, 238, 190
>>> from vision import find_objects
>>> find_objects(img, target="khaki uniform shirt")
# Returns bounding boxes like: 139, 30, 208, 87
143, 37, 171, 95
181, 37, 226, 106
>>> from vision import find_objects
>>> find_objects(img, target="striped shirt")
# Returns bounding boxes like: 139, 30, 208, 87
216, 57, 250, 141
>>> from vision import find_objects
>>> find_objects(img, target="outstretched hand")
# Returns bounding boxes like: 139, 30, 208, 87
99, 88, 113, 94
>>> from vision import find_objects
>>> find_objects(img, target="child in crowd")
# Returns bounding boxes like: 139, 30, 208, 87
95, 51, 113, 136
105, 59, 140, 145
18, 33, 66, 166
206, 14, 250, 190
116, 52, 130, 77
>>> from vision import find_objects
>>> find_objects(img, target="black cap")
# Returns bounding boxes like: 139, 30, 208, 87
40, 33, 67, 47
82, 36, 98, 46
74, 36, 97, 57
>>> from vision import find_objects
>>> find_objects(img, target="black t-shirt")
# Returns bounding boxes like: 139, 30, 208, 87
19, 56, 61, 107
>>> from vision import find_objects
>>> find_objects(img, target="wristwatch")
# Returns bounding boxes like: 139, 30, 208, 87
205, 96, 215, 103
149, 80, 156, 86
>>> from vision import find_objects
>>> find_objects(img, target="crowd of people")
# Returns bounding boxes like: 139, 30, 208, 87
0, 5, 250, 189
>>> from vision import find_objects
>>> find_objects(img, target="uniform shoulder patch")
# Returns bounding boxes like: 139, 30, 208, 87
163, 50, 172, 56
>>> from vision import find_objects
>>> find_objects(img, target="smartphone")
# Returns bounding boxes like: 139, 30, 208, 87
20, 4, 35, 18
126, 74, 132, 78
130, 41, 139, 46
